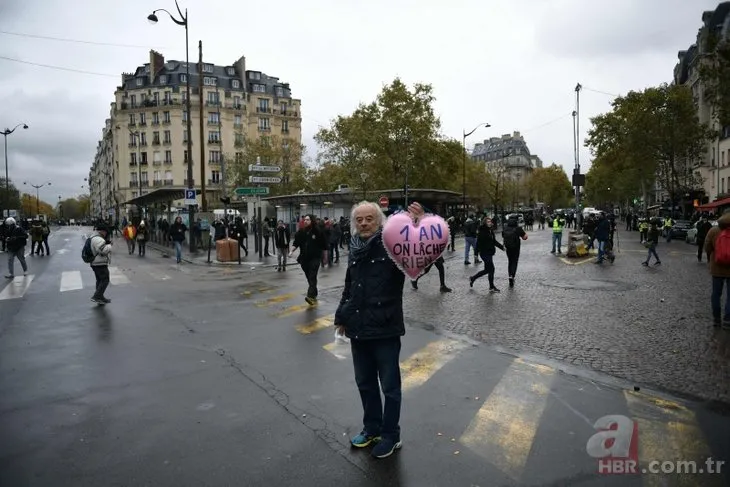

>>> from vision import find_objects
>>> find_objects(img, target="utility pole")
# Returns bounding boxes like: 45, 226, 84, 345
198, 40, 207, 212
574, 83, 582, 224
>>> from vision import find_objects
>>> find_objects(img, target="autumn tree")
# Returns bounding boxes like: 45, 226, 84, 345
699, 32, 730, 131
585, 84, 710, 211
0, 178, 21, 216
226, 136, 309, 196
57, 196, 92, 220
525, 165, 573, 209
19, 193, 56, 217
315, 78, 464, 193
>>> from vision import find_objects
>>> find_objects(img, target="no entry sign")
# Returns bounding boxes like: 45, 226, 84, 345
379, 195, 389, 208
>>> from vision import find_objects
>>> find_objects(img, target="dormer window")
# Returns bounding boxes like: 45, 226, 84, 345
136, 78, 143, 87
227, 67, 235, 76
248, 72, 261, 81
180, 74, 187, 83
275, 87, 284, 97
253, 84, 266, 93
202, 63, 214, 73
232, 80, 240, 89
159, 75, 167, 85
203, 77, 216, 86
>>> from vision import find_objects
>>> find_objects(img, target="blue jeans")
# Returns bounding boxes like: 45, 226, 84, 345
645, 246, 659, 264
351, 336, 402, 441
464, 236, 477, 262
551, 232, 562, 253
711, 277, 730, 321
7, 247, 27, 276
597, 240, 606, 261
174, 241, 182, 262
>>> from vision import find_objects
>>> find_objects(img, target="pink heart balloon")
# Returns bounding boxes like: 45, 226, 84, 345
382, 212, 450, 279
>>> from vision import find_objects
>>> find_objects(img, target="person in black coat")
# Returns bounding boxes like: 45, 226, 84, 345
469, 216, 504, 292
274, 219, 290, 271
290, 215, 327, 304
335, 201, 424, 459
696, 213, 713, 263
3, 217, 29, 278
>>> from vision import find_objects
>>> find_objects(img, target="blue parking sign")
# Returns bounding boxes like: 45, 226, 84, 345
184, 189, 196, 205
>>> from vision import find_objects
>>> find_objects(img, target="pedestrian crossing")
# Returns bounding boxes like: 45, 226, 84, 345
242, 287, 728, 486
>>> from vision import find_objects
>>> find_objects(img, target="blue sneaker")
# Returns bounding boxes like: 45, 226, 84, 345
371, 438, 402, 458
350, 431, 380, 448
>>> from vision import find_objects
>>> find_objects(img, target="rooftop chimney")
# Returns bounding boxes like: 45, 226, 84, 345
149, 50, 165, 82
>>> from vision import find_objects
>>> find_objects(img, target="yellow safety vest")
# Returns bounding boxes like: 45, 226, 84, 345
553, 218, 563, 233
664, 218, 672, 228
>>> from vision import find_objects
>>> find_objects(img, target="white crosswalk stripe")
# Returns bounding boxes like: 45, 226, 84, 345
0, 275, 35, 301
60, 271, 83, 292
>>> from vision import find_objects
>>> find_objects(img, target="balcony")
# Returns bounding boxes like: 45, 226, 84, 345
209, 159, 221, 165
205, 100, 221, 107
152, 161, 162, 166
128, 122, 136, 128
153, 180, 163, 187
163, 179, 174, 186
208, 179, 221, 185
129, 181, 139, 187
256, 107, 271, 113
138, 121, 147, 127
152, 139, 161, 146
182, 139, 193, 145
258, 127, 271, 133
207, 120, 221, 126
208, 139, 221, 145
163, 139, 172, 146
183, 179, 195, 186
161, 99, 179, 106
140, 181, 149, 188
230, 104, 244, 110
139, 160, 149, 166
152, 120, 160, 126
140, 141, 148, 147
282, 129, 290, 134
234, 140, 244, 148
164, 160, 173, 165
129, 161, 137, 167
234, 123, 243, 130
162, 119, 171, 125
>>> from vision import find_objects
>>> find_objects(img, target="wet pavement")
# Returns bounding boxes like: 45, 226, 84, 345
1, 226, 729, 486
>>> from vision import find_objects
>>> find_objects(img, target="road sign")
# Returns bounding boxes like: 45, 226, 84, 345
248, 164, 281, 173
378, 196, 389, 208
248, 176, 282, 184
183, 189, 197, 205
234, 187, 270, 196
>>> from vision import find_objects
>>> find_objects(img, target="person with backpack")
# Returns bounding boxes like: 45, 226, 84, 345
84, 224, 113, 304
3, 217, 29, 279
642, 219, 661, 267
274, 219, 290, 272
502, 216, 527, 288
469, 216, 505, 292
463, 215, 480, 265
703, 209, 730, 329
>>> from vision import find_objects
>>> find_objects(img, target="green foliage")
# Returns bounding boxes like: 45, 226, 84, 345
585, 83, 710, 204
315, 78, 463, 192
699, 33, 730, 128
0, 178, 21, 212
56, 196, 90, 220
525, 164, 573, 208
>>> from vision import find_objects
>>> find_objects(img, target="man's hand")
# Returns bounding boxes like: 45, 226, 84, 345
407, 202, 425, 223
335, 325, 346, 335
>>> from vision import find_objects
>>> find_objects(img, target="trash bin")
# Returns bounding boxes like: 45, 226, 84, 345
216, 238, 232, 262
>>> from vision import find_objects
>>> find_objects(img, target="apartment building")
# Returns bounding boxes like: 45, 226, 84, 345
470, 131, 543, 182
674, 2, 730, 202
88, 119, 116, 220
90, 50, 302, 216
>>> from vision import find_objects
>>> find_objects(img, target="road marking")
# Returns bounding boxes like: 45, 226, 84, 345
624, 391, 721, 486
274, 303, 314, 318
108, 267, 130, 285
60, 271, 83, 292
256, 293, 296, 308
559, 256, 595, 265
400, 339, 471, 392
0, 275, 35, 301
460, 358, 555, 481
323, 341, 351, 360
296, 314, 334, 334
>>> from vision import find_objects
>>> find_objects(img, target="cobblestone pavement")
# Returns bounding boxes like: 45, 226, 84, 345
314, 226, 730, 405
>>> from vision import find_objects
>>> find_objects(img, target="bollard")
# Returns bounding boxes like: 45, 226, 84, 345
207, 235, 212, 264
238, 234, 242, 265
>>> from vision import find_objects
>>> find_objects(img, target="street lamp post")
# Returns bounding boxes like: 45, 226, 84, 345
24, 181, 51, 217
148, 1, 196, 252
2, 123, 29, 217
462, 123, 490, 213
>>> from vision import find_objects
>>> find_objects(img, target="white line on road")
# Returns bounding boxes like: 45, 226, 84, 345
0, 275, 35, 301
60, 271, 83, 292
108, 267, 130, 285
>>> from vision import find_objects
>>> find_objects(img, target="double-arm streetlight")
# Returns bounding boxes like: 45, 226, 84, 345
2, 123, 29, 217
148, 1, 196, 252
463, 123, 490, 211
24, 181, 51, 216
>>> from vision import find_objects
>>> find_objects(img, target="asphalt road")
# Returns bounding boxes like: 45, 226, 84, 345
0, 226, 729, 487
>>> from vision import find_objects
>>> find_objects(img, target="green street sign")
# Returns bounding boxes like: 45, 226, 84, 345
234, 187, 269, 195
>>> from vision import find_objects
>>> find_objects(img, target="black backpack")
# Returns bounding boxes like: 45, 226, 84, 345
81, 237, 95, 263
502, 227, 521, 249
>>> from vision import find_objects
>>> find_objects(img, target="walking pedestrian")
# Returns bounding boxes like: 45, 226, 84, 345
89, 224, 113, 304
41, 221, 51, 255
696, 213, 713, 263
594, 213, 611, 264
411, 256, 451, 292
501, 215, 527, 288
123, 221, 136, 255
703, 209, 730, 329
463, 215, 480, 265
469, 216, 505, 292
274, 220, 290, 271
136, 221, 148, 257
3, 217, 28, 278
169, 216, 188, 264
642, 219, 661, 267
290, 214, 326, 305
335, 200, 424, 459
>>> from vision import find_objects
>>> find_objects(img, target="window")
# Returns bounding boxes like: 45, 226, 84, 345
235, 133, 244, 145
153, 151, 161, 163
183, 129, 189, 142
203, 77, 216, 86
164, 92, 172, 104
132, 191, 138, 198
153, 171, 161, 181
160, 75, 167, 85
211, 170, 221, 183
163, 111, 171, 123
209, 150, 221, 163
165, 150, 172, 162
253, 84, 266, 93
165, 170, 172, 180
234, 114, 242, 125
207, 91, 219, 104
227, 67, 235, 76
152, 112, 160, 124
259, 99, 269, 111
280, 102, 287, 114
136, 78, 143, 87
248, 72, 261, 80
183, 111, 188, 122
235, 152, 243, 163
209, 131, 221, 142
130, 94, 137, 107
282, 120, 289, 133
153, 131, 160, 144
140, 152, 148, 164
184, 150, 189, 163
233, 96, 242, 108
139, 112, 146, 125
129, 133, 137, 145
232, 79, 240, 89
130, 153, 137, 164
208, 112, 220, 124
202, 63, 214, 73
164, 130, 171, 143
131, 173, 138, 182
180, 74, 187, 83
182, 92, 187, 103
140, 132, 147, 145
140, 172, 148, 182
129, 113, 136, 125
258, 118, 270, 130
276, 87, 284, 97
153, 92, 159, 105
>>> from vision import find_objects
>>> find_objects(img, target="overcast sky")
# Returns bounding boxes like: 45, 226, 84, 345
0, 0, 722, 204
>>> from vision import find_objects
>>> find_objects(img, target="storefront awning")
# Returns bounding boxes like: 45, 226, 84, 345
122, 187, 219, 207
697, 196, 730, 211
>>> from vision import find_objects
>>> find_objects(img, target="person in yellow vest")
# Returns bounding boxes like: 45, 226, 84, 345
639, 219, 649, 243
663, 216, 674, 242
123, 222, 137, 255
550, 213, 566, 254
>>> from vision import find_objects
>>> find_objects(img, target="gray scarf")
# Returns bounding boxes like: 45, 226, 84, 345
350, 229, 382, 260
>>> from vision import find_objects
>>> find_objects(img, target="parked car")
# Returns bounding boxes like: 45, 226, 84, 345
669, 220, 693, 240
686, 220, 718, 244
505, 213, 525, 226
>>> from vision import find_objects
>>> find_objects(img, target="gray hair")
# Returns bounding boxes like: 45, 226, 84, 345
350, 201, 387, 236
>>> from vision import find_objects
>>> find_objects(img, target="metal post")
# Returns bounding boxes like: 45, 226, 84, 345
198, 40, 207, 213
257, 203, 263, 259
3, 133, 7, 217
462, 130, 466, 212
184, 13, 196, 252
